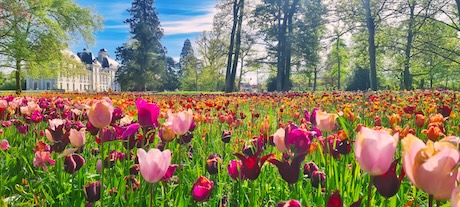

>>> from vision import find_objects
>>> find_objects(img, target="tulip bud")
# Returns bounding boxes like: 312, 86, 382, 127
130, 164, 139, 175
0, 139, 10, 150
64, 154, 85, 174
83, 181, 102, 203
206, 154, 222, 175
311, 171, 326, 188
96, 160, 103, 172
227, 160, 244, 180
303, 162, 319, 178
191, 176, 214, 202
177, 132, 193, 144
221, 130, 232, 143
415, 114, 425, 128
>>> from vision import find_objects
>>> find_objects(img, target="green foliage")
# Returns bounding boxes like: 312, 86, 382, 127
0, 0, 102, 93
346, 67, 370, 91
160, 57, 181, 91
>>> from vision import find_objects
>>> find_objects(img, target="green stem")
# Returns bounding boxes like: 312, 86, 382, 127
367, 176, 373, 207
99, 128, 105, 207
150, 183, 155, 207
250, 181, 256, 207
428, 194, 433, 207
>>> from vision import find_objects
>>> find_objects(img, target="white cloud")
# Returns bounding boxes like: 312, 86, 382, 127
161, 7, 217, 36
104, 25, 130, 29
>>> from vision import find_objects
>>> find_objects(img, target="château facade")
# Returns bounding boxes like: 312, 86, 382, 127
25, 49, 120, 92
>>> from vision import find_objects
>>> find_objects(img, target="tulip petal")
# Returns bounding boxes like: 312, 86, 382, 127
401, 134, 426, 187
414, 147, 459, 200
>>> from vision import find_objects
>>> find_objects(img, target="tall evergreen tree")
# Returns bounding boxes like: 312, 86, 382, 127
116, 0, 166, 91
179, 39, 193, 75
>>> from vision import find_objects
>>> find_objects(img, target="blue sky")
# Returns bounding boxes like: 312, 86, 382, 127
71, 0, 217, 60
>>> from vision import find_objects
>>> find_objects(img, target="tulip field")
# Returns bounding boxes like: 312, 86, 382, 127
1, 90, 460, 207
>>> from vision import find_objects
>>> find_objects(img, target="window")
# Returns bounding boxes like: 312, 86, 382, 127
60, 83, 62, 89
80, 84, 82, 91
67, 83, 69, 91
46, 82, 50, 90
33, 82, 38, 90
73, 84, 75, 91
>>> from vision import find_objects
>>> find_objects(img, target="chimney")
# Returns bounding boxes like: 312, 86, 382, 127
98, 48, 108, 63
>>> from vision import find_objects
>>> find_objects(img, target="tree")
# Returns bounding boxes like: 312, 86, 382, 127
179, 40, 199, 91
324, 38, 350, 89
161, 57, 180, 91
196, 30, 228, 91
225, 0, 245, 92
0, 0, 101, 94
179, 39, 193, 75
116, 0, 166, 91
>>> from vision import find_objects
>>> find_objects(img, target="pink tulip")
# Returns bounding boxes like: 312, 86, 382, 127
136, 98, 160, 128
168, 109, 194, 135
0, 139, 10, 150
314, 110, 338, 132
452, 186, 460, 207
33, 151, 55, 171
402, 134, 459, 200
69, 128, 86, 148
137, 148, 172, 183
87, 99, 114, 129
355, 126, 399, 176
273, 128, 287, 153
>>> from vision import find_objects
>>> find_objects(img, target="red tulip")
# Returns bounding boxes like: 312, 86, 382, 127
234, 152, 274, 180
268, 153, 306, 184
372, 159, 405, 198
191, 176, 214, 202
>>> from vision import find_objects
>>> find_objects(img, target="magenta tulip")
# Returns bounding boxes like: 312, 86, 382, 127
136, 98, 160, 128
191, 176, 214, 202
355, 126, 399, 176
137, 148, 172, 183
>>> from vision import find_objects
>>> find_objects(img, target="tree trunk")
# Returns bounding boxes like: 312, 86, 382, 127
336, 37, 341, 90
15, 60, 21, 95
364, 0, 378, 91
225, 0, 239, 93
313, 67, 318, 91
237, 54, 245, 92
403, 2, 415, 90
276, 0, 287, 91
229, 0, 244, 92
